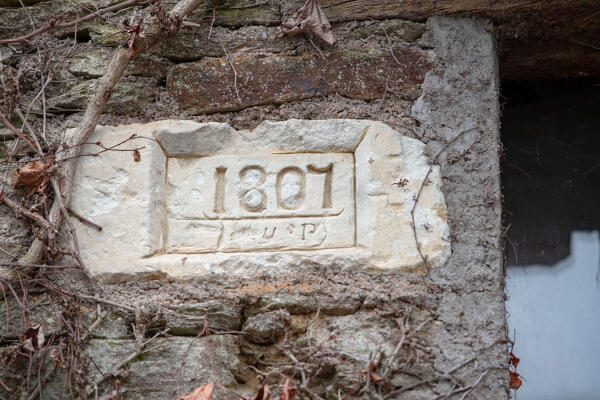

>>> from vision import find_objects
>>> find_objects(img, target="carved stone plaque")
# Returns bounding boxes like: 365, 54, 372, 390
70, 120, 450, 282
166, 153, 355, 253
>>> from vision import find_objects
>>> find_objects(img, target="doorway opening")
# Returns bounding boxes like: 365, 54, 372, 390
502, 78, 600, 400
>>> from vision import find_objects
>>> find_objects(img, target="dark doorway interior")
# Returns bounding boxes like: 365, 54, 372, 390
501, 78, 600, 266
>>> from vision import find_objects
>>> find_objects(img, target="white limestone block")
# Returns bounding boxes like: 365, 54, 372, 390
69, 120, 450, 282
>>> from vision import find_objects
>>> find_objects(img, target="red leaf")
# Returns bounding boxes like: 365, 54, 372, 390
359, 364, 385, 384
133, 149, 141, 162
281, 379, 296, 400
509, 371, 522, 390
509, 352, 520, 369
176, 382, 215, 400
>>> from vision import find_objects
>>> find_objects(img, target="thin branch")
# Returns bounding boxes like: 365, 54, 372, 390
0, 262, 78, 269
29, 278, 136, 312
80, 304, 104, 342
382, 25, 400, 65
0, 132, 19, 197
67, 207, 102, 231
0, 193, 53, 231
0, 112, 41, 155
0, 0, 150, 45
0, 245, 17, 259
87, 327, 168, 394
218, 36, 241, 102
411, 127, 478, 273
49, 176, 94, 281
384, 355, 478, 398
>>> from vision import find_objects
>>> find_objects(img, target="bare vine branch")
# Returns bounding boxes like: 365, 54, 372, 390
0, 0, 151, 45
0, 0, 207, 283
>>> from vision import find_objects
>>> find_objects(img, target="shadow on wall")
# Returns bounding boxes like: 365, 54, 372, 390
501, 78, 600, 266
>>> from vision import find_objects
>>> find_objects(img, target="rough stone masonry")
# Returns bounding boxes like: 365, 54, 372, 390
0, 5, 507, 400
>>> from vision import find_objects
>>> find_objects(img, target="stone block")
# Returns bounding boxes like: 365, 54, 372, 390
242, 309, 290, 344
187, 0, 280, 27
79, 307, 131, 339
167, 47, 431, 113
69, 48, 167, 80
252, 293, 318, 315
48, 76, 157, 114
68, 119, 450, 282
0, 0, 98, 40
0, 294, 64, 339
87, 335, 240, 399
166, 301, 242, 335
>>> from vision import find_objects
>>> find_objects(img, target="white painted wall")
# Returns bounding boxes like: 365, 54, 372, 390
506, 231, 600, 400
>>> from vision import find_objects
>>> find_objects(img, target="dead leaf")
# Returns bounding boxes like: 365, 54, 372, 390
13, 158, 53, 196
509, 371, 522, 390
509, 351, 520, 369
133, 149, 141, 162
359, 364, 385, 384
122, 20, 145, 49
176, 382, 215, 400
281, 0, 335, 45
281, 379, 296, 400
21, 324, 45, 352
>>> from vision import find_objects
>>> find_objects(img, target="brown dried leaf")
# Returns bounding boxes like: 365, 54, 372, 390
281, 0, 335, 45
122, 20, 145, 49
133, 149, 141, 162
13, 158, 53, 196
21, 324, 44, 352
176, 382, 215, 400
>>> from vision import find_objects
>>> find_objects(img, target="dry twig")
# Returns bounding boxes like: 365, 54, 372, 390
0, 0, 151, 45
411, 127, 478, 273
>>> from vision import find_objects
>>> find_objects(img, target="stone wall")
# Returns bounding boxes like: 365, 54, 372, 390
0, 2, 508, 399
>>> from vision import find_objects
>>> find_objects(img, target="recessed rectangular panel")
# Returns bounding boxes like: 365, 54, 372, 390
166, 153, 355, 252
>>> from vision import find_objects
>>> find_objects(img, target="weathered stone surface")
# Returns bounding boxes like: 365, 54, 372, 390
0, 295, 64, 339
166, 301, 242, 335
167, 48, 431, 113
0, 0, 45, 5
242, 309, 290, 343
88, 23, 125, 47
250, 292, 361, 316
309, 312, 396, 361
69, 48, 167, 80
88, 335, 240, 399
319, 0, 595, 21
69, 119, 449, 282
251, 293, 318, 315
79, 308, 131, 339
90, 21, 425, 63
343, 19, 426, 43
48, 77, 156, 114
187, 0, 280, 27
0, 0, 98, 40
